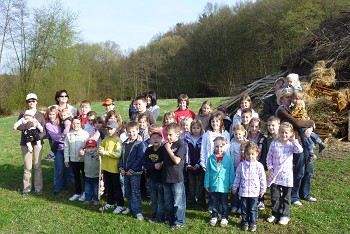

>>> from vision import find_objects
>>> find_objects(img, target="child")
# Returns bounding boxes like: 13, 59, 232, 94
266, 122, 303, 225
232, 95, 259, 127
119, 121, 146, 220
161, 111, 176, 142
184, 119, 205, 208
291, 89, 326, 162
14, 109, 44, 153
143, 130, 165, 222
79, 100, 92, 125
84, 111, 97, 137
200, 111, 230, 212
229, 124, 249, 214
232, 142, 267, 232
174, 94, 196, 124
138, 113, 151, 145
59, 108, 72, 139
162, 122, 187, 228
230, 108, 253, 135
131, 95, 156, 125
80, 139, 100, 205
98, 120, 124, 213
286, 73, 302, 90
266, 116, 281, 150
101, 98, 115, 122
217, 106, 232, 132
64, 116, 90, 201
204, 136, 234, 228
195, 100, 212, 131
179, 117, 193, 140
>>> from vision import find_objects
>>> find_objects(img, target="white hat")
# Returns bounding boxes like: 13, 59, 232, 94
26, 93, 38, 101
24, 110, 35, 116
286, 73, 299, 81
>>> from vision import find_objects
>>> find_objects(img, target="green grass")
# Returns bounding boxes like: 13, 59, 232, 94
1, 97, 350, 233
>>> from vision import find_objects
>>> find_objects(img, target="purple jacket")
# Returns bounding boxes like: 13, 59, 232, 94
45, 121, 65, 151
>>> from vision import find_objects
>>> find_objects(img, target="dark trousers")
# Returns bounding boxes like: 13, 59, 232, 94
241, 197, 259, 226
187, 169, 205, 206
211, 192, 229, 219
270, 183, 292, 218
103, 171, 124, 206
70, 161, 85, 194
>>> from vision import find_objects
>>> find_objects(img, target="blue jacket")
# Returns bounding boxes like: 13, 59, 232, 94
204, 153, 234, 193
119, 135, 146, 175
184, 134, 202, 168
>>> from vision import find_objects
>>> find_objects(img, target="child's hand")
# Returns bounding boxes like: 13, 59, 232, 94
231, 189, 237, 195
202, 166, 206, 172
269, 168, 274, 174
120, 169, 126, 176
126, 171, 132, 176
289, 131, 296, 141
205, 188, 210, 193
98, 147, 105, 155
155, 162, 162, 170
64, 162, 70, 167
79, 148, 85, 156
164, 142, 172, 151
57, 134, 61, 139
259, 192, 265, 198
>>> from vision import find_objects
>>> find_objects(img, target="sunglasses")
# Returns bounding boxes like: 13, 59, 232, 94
60, 95, 68, 98
27, 100, 36, 103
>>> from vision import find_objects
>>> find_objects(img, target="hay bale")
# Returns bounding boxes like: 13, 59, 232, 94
310, 60, 336, 87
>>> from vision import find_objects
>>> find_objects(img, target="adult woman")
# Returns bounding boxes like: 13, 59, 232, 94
275, 88, 317, 206
146, 90, 160, 121
45, 106, 68, 195
16, 93, 46, 195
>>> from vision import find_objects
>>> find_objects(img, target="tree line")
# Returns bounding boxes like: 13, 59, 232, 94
0, 0, 348, 114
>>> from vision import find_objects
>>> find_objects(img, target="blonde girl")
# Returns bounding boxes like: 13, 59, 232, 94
195, 100, 212, 131
286, 73, 301, 90
184, 119, 205, 208
161, 111, 176, 142
179, 117, 193, 140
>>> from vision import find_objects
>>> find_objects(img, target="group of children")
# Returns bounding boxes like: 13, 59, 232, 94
16, 75, 324, 231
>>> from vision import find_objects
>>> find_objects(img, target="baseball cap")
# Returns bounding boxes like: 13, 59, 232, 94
26, 93, 38, 101
85, 139, 97, 148
102, 98, 114, 106
105, 120, 118, 129
150, 130, 162, 137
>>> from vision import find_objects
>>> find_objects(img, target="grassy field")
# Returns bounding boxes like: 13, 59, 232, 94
0, 97, 350, 233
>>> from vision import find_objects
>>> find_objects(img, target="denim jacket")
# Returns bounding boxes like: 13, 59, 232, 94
119, 135, 146, 175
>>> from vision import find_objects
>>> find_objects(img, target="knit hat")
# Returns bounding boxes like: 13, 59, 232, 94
85, 139, 97, 148
105, 120, 118, 129
24, 110, 35, 117
276, 88, 293, 105
286, 73, 299, 81
102, 98, 114, 106
26, 93, 38, 101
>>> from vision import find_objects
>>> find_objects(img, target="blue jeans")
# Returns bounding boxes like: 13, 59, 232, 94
292, 151, 314, 203
163, 181, 186, 226
54, 150, 68, 192
124, 175, 142, 215
231, 187, 240, 210
85, 177, 99, 201
211, 192, 229, 219
241, 197, 259, 226
149, 179, 165, 222
301, 128, 315, 156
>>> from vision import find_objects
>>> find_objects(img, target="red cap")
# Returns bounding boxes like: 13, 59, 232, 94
85, 139, 97, 148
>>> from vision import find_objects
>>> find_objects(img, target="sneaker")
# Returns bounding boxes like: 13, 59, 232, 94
113, 206, 124, 214
35, 189, 43, 195
220, 218, 228, 227
319, 143, 326, 153
242, 224, 249, 231
267, 215, 276, 223
258, 201, 265, 210
306, 197, 317, 202
292, 200, 302, 206
249, 225, 257, 232
209, 217, 217, 227
93, 201, 100, 206
78, 192, 85, 201
136, 213, 144, 221
122, 208, 130, 215
22, 191, 30, 195
45, 152, 55, 160
69, 194, 81, 201
231, 207, 237, 214
278, 216, 290, 225
99, 204, 115, 211
170, 224, 184, 229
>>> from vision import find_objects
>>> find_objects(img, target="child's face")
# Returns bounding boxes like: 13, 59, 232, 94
210, 117, 221, 131
234, 130, 245, 142
24, 115, 34, 121
94, 122, 103, 130
146, 97, 152, 106
201, 104, 211, 115
166, 129, 179, 143
61, 112, 70, 120
182, 120, 191, 133
214, 140, 225, 155
48, 112, 57, 122
267, 120, 279, 135
245, 149, 258, 162
127, 127, 139, 141
150, 134, 162, 147
291, 95, 303, 105
241, 113, 251, 125
109, 115, 117, 122
178, 100, 187, 110
240, 100, 250, 109
72, 119, 82, 131
249, 121, 260, 135
138, 118, 148, 130
80, 103, 91, 115
86, 146, 97, 153
104, 104, 114, 112
106, 127, 117, 137
135, 100, 147, 112
191, 124, 201, 137
165, 116, 175, 125
279, 127, 293, 142
87, 115, 96, 125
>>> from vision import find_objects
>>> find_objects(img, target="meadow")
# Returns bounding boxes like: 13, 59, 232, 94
0, 97, 349, 233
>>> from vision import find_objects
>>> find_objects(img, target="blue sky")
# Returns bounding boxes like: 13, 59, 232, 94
29, 0, 239, 51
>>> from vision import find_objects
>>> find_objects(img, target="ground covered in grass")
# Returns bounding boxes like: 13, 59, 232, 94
1, 98, 349, 233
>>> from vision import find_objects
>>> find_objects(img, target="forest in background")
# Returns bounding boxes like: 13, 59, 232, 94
0, 0, 349, 115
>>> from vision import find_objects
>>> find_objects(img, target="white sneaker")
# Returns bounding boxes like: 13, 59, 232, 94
99, 204, 115, 211
78, 192, 85, 201
220, 218, 228, 227
209, 217, 217, 226
278, 216, 290, 225
113, 206, 124, 214
136, 213, 144, 221
258, 201, 265, 210
69, 194, 81, 201
292, 200, 302, 206
267, 215, 276, 223
306, 197, 317, 202
122, 208, 130, 214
